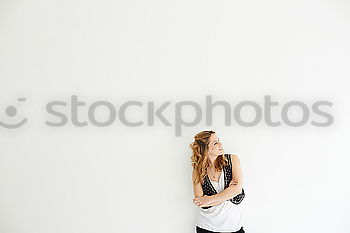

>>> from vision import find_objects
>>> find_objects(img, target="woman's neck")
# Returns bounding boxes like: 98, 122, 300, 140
208, 154, 218, 168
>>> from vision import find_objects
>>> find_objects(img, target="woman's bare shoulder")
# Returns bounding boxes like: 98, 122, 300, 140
229, 153, 241, 163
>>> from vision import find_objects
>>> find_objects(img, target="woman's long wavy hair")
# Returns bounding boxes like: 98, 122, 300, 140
190, 130, 228, 184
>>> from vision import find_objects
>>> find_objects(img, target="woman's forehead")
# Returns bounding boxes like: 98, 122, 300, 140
209, 133, 219, 142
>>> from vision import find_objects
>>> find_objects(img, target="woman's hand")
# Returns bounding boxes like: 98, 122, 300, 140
193, 195, 211, 207
229, 177, 238, 187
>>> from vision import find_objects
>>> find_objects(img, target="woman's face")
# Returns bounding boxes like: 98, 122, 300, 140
207, 133, 224, 156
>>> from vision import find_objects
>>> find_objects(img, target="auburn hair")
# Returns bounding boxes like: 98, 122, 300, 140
190, 130, 228, 184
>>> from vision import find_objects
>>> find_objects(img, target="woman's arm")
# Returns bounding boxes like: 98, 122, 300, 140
193, 178, 238, 207
207, 154, 243, 205
192, 168, 203, 198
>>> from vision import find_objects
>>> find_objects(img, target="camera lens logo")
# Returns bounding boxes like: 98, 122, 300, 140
0, 98, 28, 129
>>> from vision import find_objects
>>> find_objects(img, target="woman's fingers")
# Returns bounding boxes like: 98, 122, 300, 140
229, 178, 238, 186
193, 197, 207, 207
193, 197, 202, 206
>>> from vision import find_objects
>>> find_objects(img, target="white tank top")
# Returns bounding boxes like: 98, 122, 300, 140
196, 170, 244, 232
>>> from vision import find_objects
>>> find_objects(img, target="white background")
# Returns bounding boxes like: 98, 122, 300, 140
1, 0, 350, 233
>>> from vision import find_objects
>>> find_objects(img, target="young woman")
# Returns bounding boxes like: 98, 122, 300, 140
190, 130, 246, 233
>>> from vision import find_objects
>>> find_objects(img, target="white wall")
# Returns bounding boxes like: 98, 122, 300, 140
0, 0, 349, 233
